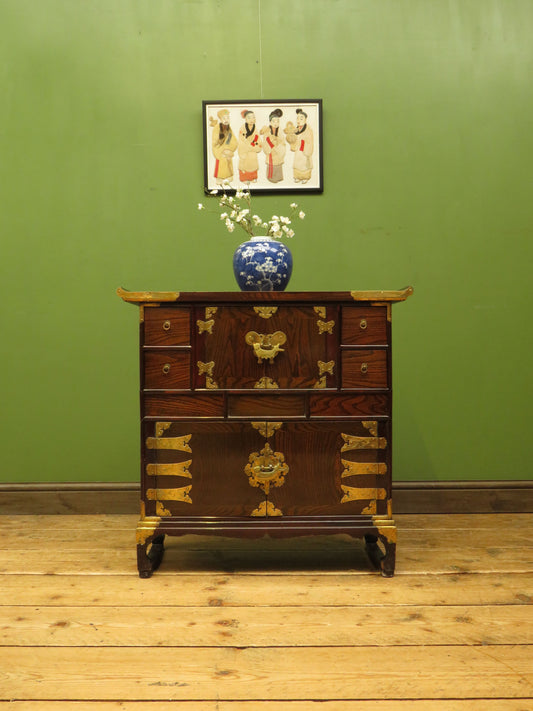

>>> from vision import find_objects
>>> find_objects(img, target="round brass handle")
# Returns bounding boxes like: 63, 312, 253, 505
162, 363, 171, 374
360, 319, 367, 330
162, 320, 171, 331
361, 362, 368, 374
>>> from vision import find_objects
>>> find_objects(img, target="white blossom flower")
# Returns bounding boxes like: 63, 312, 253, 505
197, 182, 306, 241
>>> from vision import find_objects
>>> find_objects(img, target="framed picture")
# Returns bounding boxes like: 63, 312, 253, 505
202, 99, 323, 194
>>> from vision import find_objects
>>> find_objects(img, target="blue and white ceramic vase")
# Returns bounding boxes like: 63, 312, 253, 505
232, 236, 293, 291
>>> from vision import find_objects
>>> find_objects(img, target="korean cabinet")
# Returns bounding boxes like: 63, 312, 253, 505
117, 288, 413, 577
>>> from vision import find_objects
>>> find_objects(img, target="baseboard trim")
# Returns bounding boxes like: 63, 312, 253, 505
1, 481, 532, 515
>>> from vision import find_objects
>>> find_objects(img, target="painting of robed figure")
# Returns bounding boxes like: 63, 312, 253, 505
203, 100, 323, 194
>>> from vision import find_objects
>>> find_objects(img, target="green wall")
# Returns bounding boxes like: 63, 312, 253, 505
1, 0, 531, 483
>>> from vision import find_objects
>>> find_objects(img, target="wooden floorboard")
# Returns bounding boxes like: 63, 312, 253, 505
0, 513, 531, 706
0, 703, 532, 711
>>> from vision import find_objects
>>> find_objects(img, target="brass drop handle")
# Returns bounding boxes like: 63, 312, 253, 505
163, 320, 171, 331
254, 462, 282, 480
360, 319, 367, 330
162, 363, 171, 374
361, 362, 368, 374
245, 330, 287, 363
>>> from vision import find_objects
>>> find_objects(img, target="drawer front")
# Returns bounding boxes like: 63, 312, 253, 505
195, 304, 337, 389
142, 420, 390, 519
143, 393, 225, 418
144, 307, 190, 346
309, 392, 390, 418
144, 351, 191, 389
341, 306, 388, 345
342, 349, 388, 388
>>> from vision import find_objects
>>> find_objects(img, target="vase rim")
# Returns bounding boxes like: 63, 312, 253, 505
249, 235, 272, 241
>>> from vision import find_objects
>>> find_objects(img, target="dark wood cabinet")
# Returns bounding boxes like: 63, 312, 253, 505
118, 287, 413, 577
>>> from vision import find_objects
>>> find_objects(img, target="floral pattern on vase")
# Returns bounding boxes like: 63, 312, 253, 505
233, 237, 293, 291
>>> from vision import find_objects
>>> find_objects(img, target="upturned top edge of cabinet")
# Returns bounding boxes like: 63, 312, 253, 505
117, 286, 414, 304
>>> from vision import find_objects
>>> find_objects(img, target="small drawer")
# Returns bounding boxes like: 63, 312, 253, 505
144, 307, 190, 346
309, 392, 390, 417
144, 351, 190, 389
342, 349, 388, 388
143, 393, 225, 418
342, 306, 388, 345
227, 394, 306, 418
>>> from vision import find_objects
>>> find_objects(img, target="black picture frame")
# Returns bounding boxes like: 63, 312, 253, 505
203, 99, 323, 194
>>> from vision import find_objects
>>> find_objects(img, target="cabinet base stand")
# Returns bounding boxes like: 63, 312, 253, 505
136, 517, 397, 578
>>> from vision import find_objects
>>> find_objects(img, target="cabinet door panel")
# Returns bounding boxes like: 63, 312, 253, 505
195, 305, 336, 389
143, 422, 264, 517
268, 421, 390, 516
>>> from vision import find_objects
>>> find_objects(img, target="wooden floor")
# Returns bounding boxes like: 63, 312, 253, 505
0, 513, 532, 709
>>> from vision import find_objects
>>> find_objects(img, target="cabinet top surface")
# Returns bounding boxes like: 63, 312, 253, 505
117, 286, 414, 305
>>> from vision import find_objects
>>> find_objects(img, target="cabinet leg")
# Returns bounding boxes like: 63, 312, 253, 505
137, 534, 165, 578
364, 534, 396, 577
379, 536, 396, 578
364, 534, 382, 570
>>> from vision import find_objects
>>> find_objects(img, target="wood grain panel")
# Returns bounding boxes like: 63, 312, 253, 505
143, 393, 224, 418
1, 604, 529, 646
309, 393, 390, 417
143, 351, 190, 389
1, 571, 531, 607
341, 349, 388, 388
1, 646, 531, 700
341, 305, 388, 345
227, 394, 306, 417
143, 307, 190, 346
0, 702, 529, 711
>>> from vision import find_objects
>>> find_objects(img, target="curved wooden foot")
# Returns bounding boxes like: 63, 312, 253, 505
137, 534, 165, 578
379, 535, 396, 577
364, 534, 396, 577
